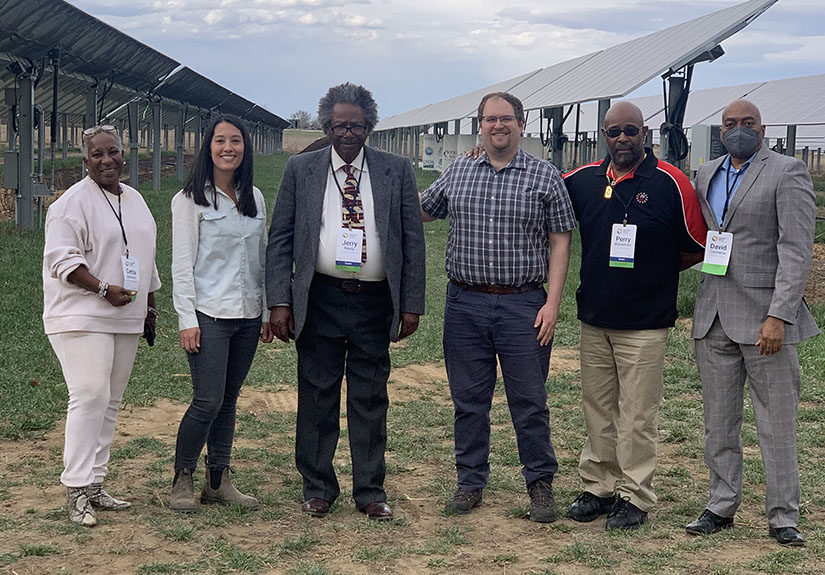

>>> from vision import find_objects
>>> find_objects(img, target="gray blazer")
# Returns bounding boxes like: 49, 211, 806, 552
265, 145, 426, 341
692, 144, 819, 344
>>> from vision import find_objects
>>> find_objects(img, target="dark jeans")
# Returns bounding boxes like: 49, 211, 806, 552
295, 278, 393, 509
444, 281, 557, 489
174, 311, 261, 471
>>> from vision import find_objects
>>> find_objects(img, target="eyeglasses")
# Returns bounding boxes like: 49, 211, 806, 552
604, 125, 642, 138
482, 115, 517, 125
82, 124, 117, 140
331, 124, 367, 137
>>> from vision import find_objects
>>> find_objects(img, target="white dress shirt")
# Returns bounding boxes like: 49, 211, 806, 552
171, 185, 269, 331
316, 147, 386, 280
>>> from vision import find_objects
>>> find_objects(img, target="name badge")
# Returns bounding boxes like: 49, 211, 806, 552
701, 231, 733, 275
609, 223, 637, 268
122, 255, 140, 292
335, 228, 363, 272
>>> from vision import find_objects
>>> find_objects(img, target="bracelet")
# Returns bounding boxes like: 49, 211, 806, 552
147, 306, 158, 318
97, 281, 109, 299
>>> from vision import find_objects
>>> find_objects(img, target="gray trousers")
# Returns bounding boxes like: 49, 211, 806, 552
695, 317, 801, 528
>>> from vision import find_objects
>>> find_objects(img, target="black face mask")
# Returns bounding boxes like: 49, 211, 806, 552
722, 126, 762, 159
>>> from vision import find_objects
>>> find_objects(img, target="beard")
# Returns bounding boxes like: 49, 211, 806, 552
610, 145, 644, 171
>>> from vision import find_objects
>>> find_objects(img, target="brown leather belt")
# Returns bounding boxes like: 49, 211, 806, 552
314, 273, 388, 295
450, 280, 542, 295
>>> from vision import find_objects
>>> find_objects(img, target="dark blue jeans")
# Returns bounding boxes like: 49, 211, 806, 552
174, 311, 261, 471
444, 281, 557, 489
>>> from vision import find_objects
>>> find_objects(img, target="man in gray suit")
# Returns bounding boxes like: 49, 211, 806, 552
687, 100, 819, 546
266, 83, 426, 521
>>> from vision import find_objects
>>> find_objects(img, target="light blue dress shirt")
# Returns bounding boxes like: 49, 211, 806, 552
706, 152, 757, 228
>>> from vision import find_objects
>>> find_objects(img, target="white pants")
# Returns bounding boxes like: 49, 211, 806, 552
48, 332, 140, 487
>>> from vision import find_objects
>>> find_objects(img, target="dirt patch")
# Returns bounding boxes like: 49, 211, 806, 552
806, 242, 825, 305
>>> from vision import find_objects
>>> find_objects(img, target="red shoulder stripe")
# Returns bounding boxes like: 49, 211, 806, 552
655, 160, 707, 248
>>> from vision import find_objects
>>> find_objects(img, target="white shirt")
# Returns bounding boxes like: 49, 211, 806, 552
171, 185, 269, 331
316, 147, 386, 280
42, 177, 162, 335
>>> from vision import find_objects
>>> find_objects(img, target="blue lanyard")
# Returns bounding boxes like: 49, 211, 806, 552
721, 162, 746, 226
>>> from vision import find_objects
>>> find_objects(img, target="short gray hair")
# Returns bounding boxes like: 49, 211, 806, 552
317, 83, 378, 132
81, 125, 123, 159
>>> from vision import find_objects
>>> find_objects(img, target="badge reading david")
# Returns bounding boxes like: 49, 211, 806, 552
701, 231, 733, 276
609, 223, 637, 268
335, 228, 364, 272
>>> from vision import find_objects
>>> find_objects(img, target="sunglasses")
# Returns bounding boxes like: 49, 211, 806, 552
82, 124, 117, 140
604, 125, 642, 138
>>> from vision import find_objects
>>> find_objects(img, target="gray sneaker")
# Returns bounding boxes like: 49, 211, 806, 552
527, 479, 558, 523
444, 488, 483, 514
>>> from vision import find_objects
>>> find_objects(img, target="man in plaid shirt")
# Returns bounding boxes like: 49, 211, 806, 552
421, 92, 576, 522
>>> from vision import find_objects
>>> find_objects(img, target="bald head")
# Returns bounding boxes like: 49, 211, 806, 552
602, 101, 648, 170
720, 99, 765, 162
722, 99, 761, 126
604, 101, 644, 128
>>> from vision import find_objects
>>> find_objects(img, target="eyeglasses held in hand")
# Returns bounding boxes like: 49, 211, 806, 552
482, 115, 517, 125
604, 125, 642, 138
331, 124, 368, 136
82, 124, 117, 140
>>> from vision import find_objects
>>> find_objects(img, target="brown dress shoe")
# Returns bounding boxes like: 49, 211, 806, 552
301, 498, 330, 517
362, 501, 393, 521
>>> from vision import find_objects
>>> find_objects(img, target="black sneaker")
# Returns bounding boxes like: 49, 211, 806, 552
605, 497, 647, 530
444, 488, 483, 514
567, 491, 617, 523
527, 479, 558, 523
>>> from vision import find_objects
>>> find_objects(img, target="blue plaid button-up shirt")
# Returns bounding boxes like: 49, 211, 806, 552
421, 148, 576, 286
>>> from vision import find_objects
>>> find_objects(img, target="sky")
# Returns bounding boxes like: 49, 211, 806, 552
66, 0, 825, 122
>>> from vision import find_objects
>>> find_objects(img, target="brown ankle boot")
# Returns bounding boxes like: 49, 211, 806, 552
200, 458, 259, 510
170, 469, 197, 513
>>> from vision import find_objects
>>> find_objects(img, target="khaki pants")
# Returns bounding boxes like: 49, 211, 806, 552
577, 322, 669, 511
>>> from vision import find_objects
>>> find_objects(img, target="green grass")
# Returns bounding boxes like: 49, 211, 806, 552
0, 153, 823, 575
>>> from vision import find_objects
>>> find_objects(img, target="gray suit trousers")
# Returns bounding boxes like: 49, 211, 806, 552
695, 317, 801, 528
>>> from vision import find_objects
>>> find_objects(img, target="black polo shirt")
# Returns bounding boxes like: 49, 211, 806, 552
563, 149, 706, 330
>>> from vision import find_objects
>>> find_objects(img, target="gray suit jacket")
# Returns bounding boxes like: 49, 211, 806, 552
265, 145, 426, 341
692, 144, 819, 344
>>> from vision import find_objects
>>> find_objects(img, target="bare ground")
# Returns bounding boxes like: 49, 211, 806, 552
2, 349, 820, 575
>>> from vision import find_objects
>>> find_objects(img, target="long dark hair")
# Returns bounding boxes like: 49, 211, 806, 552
183, 114, 256, 217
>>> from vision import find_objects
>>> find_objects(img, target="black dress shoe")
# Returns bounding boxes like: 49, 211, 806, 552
686, 509, 734, 535
769, 526, 805, 546
301, 498, 330, 517
605, 497, 647, 530
567, 491, 617, 523
362, 501, 393, 521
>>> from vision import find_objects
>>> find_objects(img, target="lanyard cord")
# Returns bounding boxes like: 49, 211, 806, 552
98, 183, 128, 258
330, 152, 366, 222
720, 162, 746, 227
606, 168, 642, 226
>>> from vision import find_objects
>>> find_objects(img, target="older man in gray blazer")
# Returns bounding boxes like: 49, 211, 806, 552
266, 83, 426, 521
687, 100, 819, 546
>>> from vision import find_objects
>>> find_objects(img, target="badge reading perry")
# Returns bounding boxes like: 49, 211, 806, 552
609, 223, 637, 268
335, 228, 364, 272
701, 231, 733, 275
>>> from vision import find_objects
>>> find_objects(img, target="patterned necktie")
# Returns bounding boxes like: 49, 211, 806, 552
341, 164, 367, 264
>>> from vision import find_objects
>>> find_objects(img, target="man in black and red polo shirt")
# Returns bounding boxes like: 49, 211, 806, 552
563, 101, 707, 530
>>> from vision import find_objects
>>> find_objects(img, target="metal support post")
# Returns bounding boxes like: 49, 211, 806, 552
785, 125, 797, 157
454, 119, 460, 135
662, 76, 687, 169
61, 113, 68, 159
128, 100, 140, 189
16, 74, 35, 229
176, 108, 185, 182
596, 99, 611, 160
549, 107, 564, 169
152, 100, 162, 191
82, 84, 97, 178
